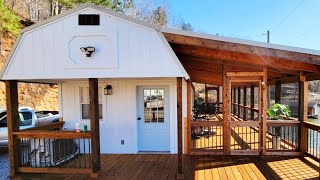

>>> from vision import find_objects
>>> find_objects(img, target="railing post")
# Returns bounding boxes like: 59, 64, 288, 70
5, 80, 20, 178
299, 72, 308, 155
89, 78, 100, 178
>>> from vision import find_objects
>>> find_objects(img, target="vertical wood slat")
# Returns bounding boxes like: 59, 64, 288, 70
261, 67, 268, 155
234, 88, 236, 115
177, 77, 183, 177
250, 85, 254, 120
275, 80, 281, 103
223, 66, 230, 154
5, 80, 20, 177
243, 86, 247, 120
299, 72, 308, 155
89, 78, 100, 175
186, 81, 192, 154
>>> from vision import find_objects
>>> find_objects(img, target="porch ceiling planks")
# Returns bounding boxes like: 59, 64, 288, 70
171, 44, 320, 73
164, 32, 320, 65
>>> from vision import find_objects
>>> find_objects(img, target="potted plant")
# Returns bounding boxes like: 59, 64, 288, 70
267, 103, 292, 149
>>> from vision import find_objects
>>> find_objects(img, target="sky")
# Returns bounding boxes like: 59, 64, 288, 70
165, 0, 319, 50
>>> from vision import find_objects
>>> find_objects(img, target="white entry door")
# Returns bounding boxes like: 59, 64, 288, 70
137, 87, 170, 152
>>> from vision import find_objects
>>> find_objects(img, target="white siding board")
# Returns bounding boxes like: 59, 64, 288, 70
61, 78, 179, 154
2, 7, 188, 80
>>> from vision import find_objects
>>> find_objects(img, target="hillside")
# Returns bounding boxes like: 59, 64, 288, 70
0, 32, 59, 111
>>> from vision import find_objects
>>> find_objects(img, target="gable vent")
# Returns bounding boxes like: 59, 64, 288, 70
78, 14, 100, 25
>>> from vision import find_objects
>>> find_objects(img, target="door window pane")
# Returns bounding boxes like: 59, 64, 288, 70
144, 89, 164, 123
80, 87, 103, 120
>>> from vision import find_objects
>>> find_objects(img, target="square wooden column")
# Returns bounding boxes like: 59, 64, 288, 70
223, 67, 230, 154
177, 77, 183, 178
237, 87, 241, 118
5, 80, 20, 177
261, 67, 268, 155
299, 72, 308, 155
243, 86, 247, 120
186, 81, 192, 154
250, 85, 255, 120
89, 78, 101, 176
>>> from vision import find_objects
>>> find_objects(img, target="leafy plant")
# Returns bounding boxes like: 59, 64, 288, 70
267, 103, 291, 120
0, 1, 21, 35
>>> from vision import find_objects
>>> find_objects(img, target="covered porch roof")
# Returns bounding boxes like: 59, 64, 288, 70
162, 28, 320, 86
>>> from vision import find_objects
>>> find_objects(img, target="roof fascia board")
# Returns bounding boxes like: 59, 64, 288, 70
161, 27, 320, 56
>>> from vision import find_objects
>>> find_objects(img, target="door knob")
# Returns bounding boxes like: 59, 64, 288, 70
137, 117, 141, 120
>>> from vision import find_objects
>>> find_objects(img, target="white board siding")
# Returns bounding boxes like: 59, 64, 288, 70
2, 8, 187, 80
61, 78, 186, 154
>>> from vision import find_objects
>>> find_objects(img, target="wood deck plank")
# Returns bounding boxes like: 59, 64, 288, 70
16, 154, 320, 180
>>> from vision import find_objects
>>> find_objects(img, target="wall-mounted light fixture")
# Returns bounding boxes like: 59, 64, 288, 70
104, 85, 112, 95
80, 46, 95, 57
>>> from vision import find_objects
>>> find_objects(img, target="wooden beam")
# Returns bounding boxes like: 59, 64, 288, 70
261, 67, 268, 155
223, 65, 230, 154
172, 44, 320, 72
177, 77, 183, 178
227, 72, 264, 76
299, 72, 308, 155
5, 80, 20, 178
165, 33, 320, 65
275, 80, 281, 103
89, 78, 100, 174
186, 81, 192, 154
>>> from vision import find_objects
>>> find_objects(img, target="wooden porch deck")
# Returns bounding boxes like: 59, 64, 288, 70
16, 154, 319, 180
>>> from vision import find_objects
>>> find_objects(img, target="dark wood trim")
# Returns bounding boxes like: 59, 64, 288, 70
303, 121, 320, 131
13, 130, 92, 139
89, 78, 100, 173
177, 77, 183, 176
5, 80, 20, 177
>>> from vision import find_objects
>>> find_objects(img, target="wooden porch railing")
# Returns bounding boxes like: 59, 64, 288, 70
12, 130, 92, 174
303, 121, 320, 160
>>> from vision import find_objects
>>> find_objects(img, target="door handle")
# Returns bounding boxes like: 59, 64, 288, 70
137, 117, 141, 120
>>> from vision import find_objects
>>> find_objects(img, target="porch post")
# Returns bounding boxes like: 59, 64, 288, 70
250, 85, 254, 120
299, 72, 308, 155
89, 78, 100, 177
186, 81, 192, 154
261, 67, 268, 155
217, 86, 220, 113
275, 80, 281, 103
238, 87, 241, 118
223, 66, 230, 154
5, 80, 20, 177
243, 86, 247, 120
177, 77, 183, 178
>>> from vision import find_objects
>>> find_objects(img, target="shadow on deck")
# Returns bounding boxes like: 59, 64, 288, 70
15, 154, 319, 180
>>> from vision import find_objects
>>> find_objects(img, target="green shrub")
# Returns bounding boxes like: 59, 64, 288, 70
267, 103, 291, 120
0, 1, 21, 35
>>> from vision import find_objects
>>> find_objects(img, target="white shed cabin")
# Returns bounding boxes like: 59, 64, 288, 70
3, 2, 320, 179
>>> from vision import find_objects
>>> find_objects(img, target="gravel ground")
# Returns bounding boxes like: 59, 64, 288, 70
0, 148, 9, 180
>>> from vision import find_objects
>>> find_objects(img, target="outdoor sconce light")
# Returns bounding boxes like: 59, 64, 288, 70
80, 46, 95, 57
104, 85, 112, 95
